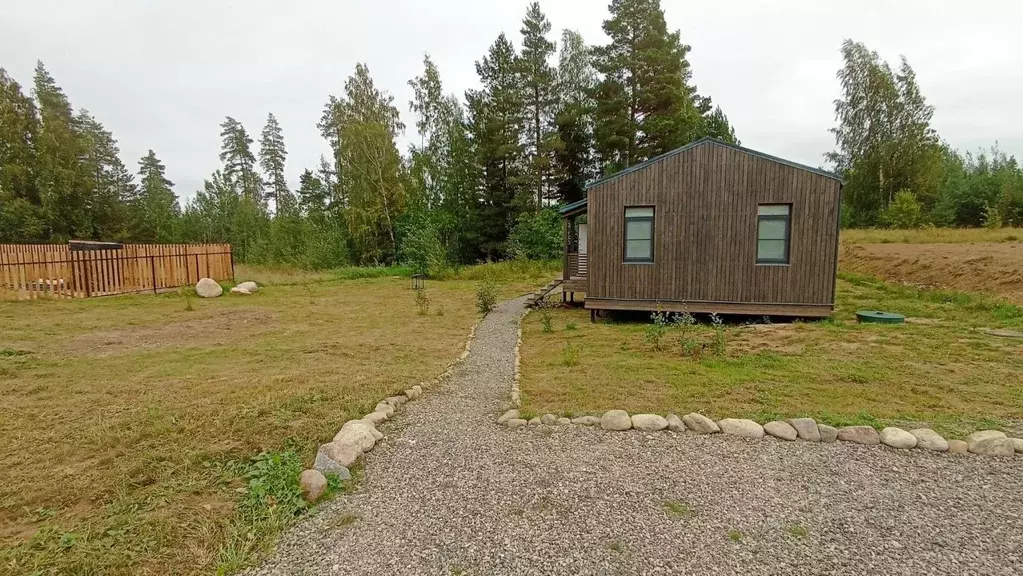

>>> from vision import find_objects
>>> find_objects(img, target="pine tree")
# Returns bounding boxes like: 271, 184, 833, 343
296, 168, 328, 216
75, 109, 133, 240
0, 68, 44, 240
517, 2, 557, 208
552, 29, 595, 204
258, 112, 293, 216
702, 106, 738, 144
219, 116, 261, 203
134, 150, 180, 241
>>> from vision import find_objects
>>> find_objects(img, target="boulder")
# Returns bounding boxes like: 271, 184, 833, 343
230, 286, 251, 295
299, 469, 327, 502
321, 442, 361, 468
631, 414, 669, 432
718, 418, 765, 438
412, 385, 423, 397
818, 424, 838, 443
571, 416, 601, 426
764, 421, 798, 441
373, 402, 395, 417
343, 418, 382, 441
236, 281, 258, 293
969, 437, 1015, 457
837, 425, 880, 445
557, 417, 572, 425
1011, 438, 1023, 454
965, 430, 1006, 451
384, 395, 408, 407
313, 446, 352, 480
947, 439, 969, 454
541, 414, 559, 426
528, 417, 542, 426
789, 418, 821, 442
506, 419, 528, 429
879, 427, 917, 449
497, 409, 520, 424
682, 413, 719, 434
195, 278, 222, 298
333, 421, 378, 451
362, 411, 388, 425
666, 414, 686, 432
908, 429, 948, 452
600, 410, 632, 431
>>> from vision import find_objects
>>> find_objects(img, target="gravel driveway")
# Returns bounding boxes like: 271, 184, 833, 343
248, 296, 1022, 575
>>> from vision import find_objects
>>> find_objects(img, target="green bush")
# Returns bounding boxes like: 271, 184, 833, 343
879, 190, 922, 228
475, 280, 497, 314
508, 209, 563, 260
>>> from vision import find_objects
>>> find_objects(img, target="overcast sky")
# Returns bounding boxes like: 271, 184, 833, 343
2, 0, 1020, 202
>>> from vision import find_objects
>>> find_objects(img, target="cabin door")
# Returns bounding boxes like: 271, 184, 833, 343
578, 223, 587, 254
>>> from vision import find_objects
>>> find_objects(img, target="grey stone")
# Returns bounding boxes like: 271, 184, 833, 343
969, 437, 1015, 457
909, 428, 948, 452
528, 417, 542, 426
717, 418, 764, 438
374, 402, 395, 417
818, 424, 838, 443
880, 427, 917, 449
600, 409, 632, 431
631, 414, 669, 432
947, 439, 969, 454
195, 277, 222, 298
333, 420, 379, 451
236, 280, 259, 293
764, 420, 798, 441
557, 417, 572, 425
384, 395, 408, 407
506, 418, 528, 429
682, 413, 719, 434
344, 418, 382, 441
299, 469, 327, 502
541, 413, 558, 426
666, 414, 686, 432
314, 444, 354, 479
230, 286, 251, 295
789, 418, 821, 442
965, 430, 1007, 451
837, 425, 880, 445
322, 442, 361, 468
362, 411, 388, 425
411, 384, 423, 398
571, 416, 601, 426
1011, 438, 1023, 454
497, 409, 519, 424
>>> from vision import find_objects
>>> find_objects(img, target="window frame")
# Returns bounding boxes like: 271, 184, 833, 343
623, 206, 655, 264
755, 204, 792, 265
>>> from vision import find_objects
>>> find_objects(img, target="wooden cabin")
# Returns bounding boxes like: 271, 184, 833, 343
560, 137, 842, 319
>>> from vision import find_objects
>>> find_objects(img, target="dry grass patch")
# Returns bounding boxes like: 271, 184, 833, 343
840, 227, 1023, 244
520, 276, 1023, 437
0, 268, 548, 575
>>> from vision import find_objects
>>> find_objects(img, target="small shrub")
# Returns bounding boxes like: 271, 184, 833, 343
785, 523, 808, 538
436, 305, 445, 316
880, 190, 922, 229
644, 310, 670, 351
565, 321, 577, 331
475, 280, 497, 314
414, 289, 430, 315
710, 313, 726, 356
561, 341, 580, 367
727, 529, 744, 542
536, 296, 555, 333
671, 310, 696, 357
182, 289, 194, 312
663, 500, 693, 517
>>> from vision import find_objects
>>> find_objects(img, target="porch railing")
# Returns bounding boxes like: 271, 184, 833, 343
566, 252, 587, 279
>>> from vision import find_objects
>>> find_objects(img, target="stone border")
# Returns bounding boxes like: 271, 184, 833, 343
300, 318, 482, 502
495, 408, 1022, 459
509, 309, 528, 409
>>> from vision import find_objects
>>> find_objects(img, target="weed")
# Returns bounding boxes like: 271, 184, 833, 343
710, 313, 726, 356
644, 310, 670, 351
436, 305, 445, 316
0, 348, 31, 357
475, 280, 497, 314
333, 513, 359, 528
785, 523, 808, 538
662, 500, 694, 517
414, 288, 431, 315
565, 321, 577, 331
182, 289, 194, 312
728, 529, 744, 542
537, 296, 555, 332
671, 310, 697, 357
561, 341, 580, 367
450, 565, 466, 576
608, 539, 625, 553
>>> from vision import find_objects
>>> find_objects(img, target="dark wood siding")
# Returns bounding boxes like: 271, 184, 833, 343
586, 141, 841, 309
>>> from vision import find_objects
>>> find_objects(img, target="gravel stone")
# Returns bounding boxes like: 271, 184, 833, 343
496, 409, 519, 424
570, 416, 600, 426
682, 412, 719, 434
789, 418, 821, 442
600, 409, 632, 431
837, 425, 880, 445
880, 427, 917, 449
631, 414, 669, 432
665, 414, 686, 432
818, 424, 838, 443
717, 418, 765, 438
247, 295, 1023, 576
764, 421, 797, 441
909, 429, 948, 452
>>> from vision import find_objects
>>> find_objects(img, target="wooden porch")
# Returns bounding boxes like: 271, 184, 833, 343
563, 252, 587, 293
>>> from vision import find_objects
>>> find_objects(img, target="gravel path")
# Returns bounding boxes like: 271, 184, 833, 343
249, 296, 1022, 576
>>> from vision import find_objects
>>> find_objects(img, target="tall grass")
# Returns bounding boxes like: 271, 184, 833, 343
235, 259, 560, 287
841, 227, 1023, 245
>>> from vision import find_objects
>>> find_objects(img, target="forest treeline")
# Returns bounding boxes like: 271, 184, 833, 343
1, 0, 1021, 272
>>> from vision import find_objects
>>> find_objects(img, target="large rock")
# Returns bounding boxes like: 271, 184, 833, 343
965, 430, 1006, 451
313, 449, 352, 480
837, 425, 880, 445
322, 441, 361, 468
373, 402, 395, 417
528, 417, 542, 426
299, 469, 327, 502
230, 286, 251, 295
557, 417, 571, 425
682, 413, 719, 434
362, 411, 388, 425
631, 414, 669, 432
195, 278, 222, 298
497, 409, 520, 424
909, 428, 948, 452
571, 416, 601, 426
718, 418, 764, 438
789, 418, 821, 442
600, 410, 632, 431
333, 420, 379, 451
236, 281, 258, 293
666, 414, 686, 432
818, 424, 838, 443
969, 437, 1015, 457
1011, 438, 1023, 454
384, 395, 408, 407
947, 439, 969, 454
764, 420, 798, 441
541, 414, 559, 426
506, 418, 528, 429
879, 427, 917, 449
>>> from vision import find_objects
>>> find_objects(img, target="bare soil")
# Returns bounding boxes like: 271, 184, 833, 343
840, 242, 1023, 304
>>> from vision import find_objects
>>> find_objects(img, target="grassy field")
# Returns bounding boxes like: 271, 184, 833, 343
0, 261, 555, 575
520, 274, 1023, 438
840, 227, 1023, 244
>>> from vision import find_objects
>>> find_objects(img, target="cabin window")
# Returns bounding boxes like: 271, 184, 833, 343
756, 204, 791, 264
624, 206, 654, 262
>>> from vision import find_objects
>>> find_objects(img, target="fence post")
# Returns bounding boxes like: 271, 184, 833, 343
150, 255, 157, 294
82, 250, 92, 298
230, 246, 235, 283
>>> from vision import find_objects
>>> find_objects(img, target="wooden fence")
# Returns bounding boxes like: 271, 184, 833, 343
0, 242, 233, 301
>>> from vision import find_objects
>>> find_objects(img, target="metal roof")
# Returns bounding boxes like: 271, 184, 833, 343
558, 198, 589, 215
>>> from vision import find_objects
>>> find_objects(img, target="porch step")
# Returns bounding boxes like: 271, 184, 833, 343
525, 278, 563, 308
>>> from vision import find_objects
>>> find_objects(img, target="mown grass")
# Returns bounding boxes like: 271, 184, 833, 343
0, 263, 553, 575
841, 227, 1023, 244
519, 276, 1023, 439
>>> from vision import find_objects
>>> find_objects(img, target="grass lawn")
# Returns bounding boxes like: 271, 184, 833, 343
840, 227, 1023, 244
520, 274, 1023, 438
0, 261, 553, 575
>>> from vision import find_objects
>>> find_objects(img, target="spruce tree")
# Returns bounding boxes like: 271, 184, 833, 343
134, 150, 180, 241
0, 68, 44, 240
702, 106, 738, 144
552, 29, 595, 204
75, 109, 133, 240
219, 116, 261, 203
258, 112, 293, 216
517, 2, 557, 208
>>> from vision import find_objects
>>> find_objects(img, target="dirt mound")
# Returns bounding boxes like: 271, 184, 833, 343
840, 242, 1023, 304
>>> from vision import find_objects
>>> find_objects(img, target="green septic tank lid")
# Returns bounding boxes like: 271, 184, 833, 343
856, 310, 905, 324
